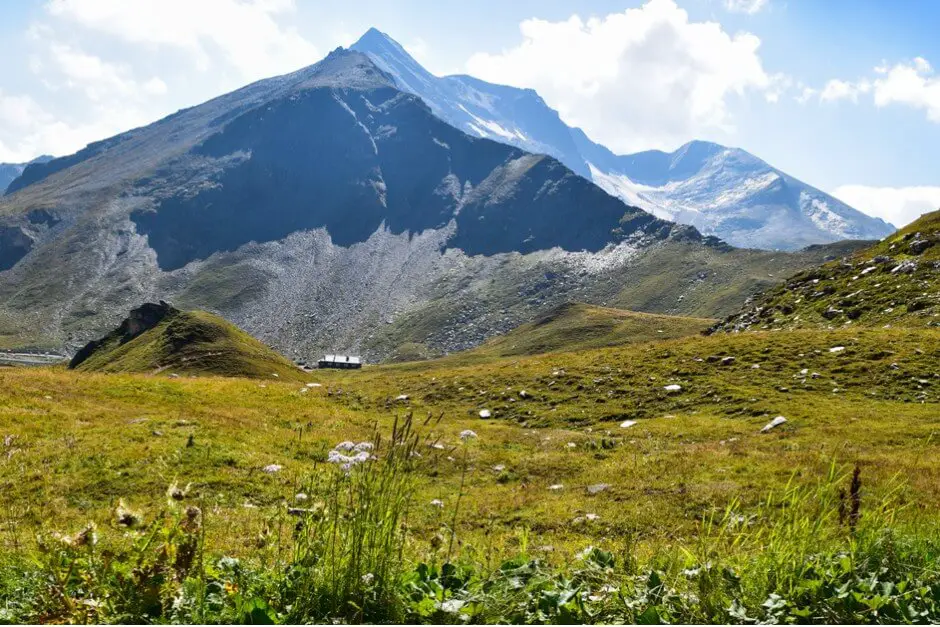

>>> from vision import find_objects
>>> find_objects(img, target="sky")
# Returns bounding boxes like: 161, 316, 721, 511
0, 0, 938, 227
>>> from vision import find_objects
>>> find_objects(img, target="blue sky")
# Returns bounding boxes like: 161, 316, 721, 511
0, 0, 937, 225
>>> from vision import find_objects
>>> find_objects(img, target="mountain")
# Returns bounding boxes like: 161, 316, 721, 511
0, 47, 864, 362
711, 209, 940, 333
0, 155, 53, 194
70, 301, 306, 379
351, 28, 894, 250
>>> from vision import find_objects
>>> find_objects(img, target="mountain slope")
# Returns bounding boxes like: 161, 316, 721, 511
464, 302, 713, 358
351, 29, 893, 250
0, 156, 53, 195
711, 209, 940, 333
0, 47, 867, 362
70, 301, 305, 379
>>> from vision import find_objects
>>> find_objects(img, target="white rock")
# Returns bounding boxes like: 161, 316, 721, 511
395, 394, 409, 402
620, 420, 637, 428
305, 383, 322, 388
664, 384, 682, 393
262, 464, 283, 473
760, 416, 787, 433
829, 346, 846, 353
479, 409, 492, 419
549, 484, 564, 491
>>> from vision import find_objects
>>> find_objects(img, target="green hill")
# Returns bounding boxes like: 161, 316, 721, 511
69, 302, 306, 380
713, 210, 939, 333
466, 302, 713, 358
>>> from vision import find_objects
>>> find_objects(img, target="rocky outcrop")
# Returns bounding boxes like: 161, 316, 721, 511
69, 301, 179, 368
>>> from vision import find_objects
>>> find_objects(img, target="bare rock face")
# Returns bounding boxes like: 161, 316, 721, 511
124, 301, 179, 337
69, 301, 179, 368
0, 226, 33, 272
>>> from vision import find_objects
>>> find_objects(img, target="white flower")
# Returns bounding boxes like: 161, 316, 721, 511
262, 464, 283, 474
295, 493, 308, 502
353, 441, 373, 452
334, 441, 356, 451
430, 499, 444, 508
361, 572, 375, 585
440, 599, 465, 613
459, 429, 477, 441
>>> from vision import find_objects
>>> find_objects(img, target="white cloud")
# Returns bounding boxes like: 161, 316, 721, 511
0, 89, 152, 161
820, 78, 870, 103
795, 85, 817, 104
0, 0, 321, 162
871, 57, 940, 121
45, 0, 318, 81
832, 184, 940, 228
723, 0, 770, 15
465, 0, 774, 153
816, 57, 940, 122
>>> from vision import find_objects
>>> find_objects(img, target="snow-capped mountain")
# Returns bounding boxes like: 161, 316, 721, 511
351, 28, 895, 250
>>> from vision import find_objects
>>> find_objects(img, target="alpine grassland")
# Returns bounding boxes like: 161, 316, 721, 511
0, 323, 938, 623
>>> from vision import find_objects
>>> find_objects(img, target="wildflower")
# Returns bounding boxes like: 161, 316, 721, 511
361, 572, 375, 585
334, 441, 356, 452
182, 506, 202, 532
167, 481, 190, 502
115, 499, 141, 528
295, 492, 309, 502
430, 499, 444, 508
440, 599, 466, 614
353, 441, 373, 452
576, 546, 596, 560
459, 429, 477, 441
60, 522, 98, 548
262, 464, 283, 473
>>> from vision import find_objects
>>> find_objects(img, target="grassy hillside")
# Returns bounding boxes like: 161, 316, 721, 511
464, 302, 712, 358
0, 325, 937, 622
72, 308, 307, 381
2, 327, 936, 546
713, 210, 939, 332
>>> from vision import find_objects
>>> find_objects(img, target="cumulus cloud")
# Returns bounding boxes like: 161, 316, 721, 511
816, 57, 940, 121
871, 57, 940, 121
0, 89, 151, 161
831, 184, 940, 228
45, 0, 318, 81
465, 0, 775, 153
0, 0, 320, 162
723, 0, 770, 15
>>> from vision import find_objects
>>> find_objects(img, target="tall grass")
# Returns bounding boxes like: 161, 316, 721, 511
0, 419, 937, 624
283, 414, 421, 623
